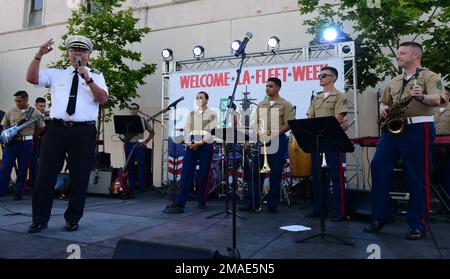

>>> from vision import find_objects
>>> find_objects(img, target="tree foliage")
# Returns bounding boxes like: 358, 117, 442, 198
298, 0, 449, 92
50, 0, 156, 120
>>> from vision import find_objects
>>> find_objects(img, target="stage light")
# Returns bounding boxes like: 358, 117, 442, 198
267, 36, 280, 50
231, 40, 241, 54
323, 27, 338, 42
161, 48, 173, 61
193, 45, 205, 59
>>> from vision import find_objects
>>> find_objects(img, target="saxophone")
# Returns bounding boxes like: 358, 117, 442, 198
378, 95, 416, 134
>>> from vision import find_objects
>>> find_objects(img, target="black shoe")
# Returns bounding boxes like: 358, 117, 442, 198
198, 203, 206, 209
164, 204, 184, 214
65, 222, 79, 232
14, 195, 22, 201
404, 229, 426, 240
330, 216, 348, 222
363, 221, 386, 233
28, 223, 47, 233
268, 207, 277, 213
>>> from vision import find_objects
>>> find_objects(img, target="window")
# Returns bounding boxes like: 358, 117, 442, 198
28, 0, 43, 27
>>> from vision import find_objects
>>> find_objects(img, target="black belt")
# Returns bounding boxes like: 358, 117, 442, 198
52, 119, 96, 128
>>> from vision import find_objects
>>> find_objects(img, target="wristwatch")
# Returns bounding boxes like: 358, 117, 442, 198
86, 78, 94, 84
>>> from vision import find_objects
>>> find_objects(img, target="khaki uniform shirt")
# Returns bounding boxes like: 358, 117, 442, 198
184, 107, 217, 143
379, 69, 446, 117
256, 96, 294, 135
434, 102, 450, 135
1, 106, 45, 137
307, 87, 347, 118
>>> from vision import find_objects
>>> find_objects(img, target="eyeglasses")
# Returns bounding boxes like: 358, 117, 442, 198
318, 73, 335, 79
69, 48, 89, 54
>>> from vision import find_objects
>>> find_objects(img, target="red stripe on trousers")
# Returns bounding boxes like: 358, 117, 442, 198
339, 153, 346, 216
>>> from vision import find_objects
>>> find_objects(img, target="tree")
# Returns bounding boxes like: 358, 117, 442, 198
50, 0, 156, 123
298, 0, 449, 92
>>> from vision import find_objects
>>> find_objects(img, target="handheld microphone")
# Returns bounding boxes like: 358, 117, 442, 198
413, 67, 420, 86
235, 32, 253, 57
75, 56, 85, 79
168, 96, 184, 108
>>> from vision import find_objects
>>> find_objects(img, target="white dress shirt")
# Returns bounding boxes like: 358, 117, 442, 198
36, 66, 108, 122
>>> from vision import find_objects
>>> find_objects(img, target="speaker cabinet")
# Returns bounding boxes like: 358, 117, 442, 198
113, 238, 220, 259
88, 169, 116, 195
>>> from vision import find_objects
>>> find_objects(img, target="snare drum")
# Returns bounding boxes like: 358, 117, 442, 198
288, 134, 312, 177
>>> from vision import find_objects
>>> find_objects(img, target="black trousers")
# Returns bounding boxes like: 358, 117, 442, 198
32, 120, 96, 225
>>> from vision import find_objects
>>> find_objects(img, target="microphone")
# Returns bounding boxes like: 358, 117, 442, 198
75, 56, 85, 79
168, 96, 184, 108
235, 32, 253, 57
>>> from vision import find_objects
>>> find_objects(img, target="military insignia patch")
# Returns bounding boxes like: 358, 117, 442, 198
437, 80, 443, 90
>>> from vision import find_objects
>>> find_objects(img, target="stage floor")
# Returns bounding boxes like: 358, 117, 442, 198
0, 190, 449, 259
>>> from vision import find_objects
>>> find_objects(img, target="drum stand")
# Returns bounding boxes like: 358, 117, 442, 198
207, 143, 247, 220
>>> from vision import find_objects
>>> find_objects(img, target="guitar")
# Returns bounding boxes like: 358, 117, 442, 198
110, 143, 139, 197
0, 112, 48, 145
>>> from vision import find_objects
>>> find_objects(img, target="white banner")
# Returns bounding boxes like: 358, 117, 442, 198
167, 58, 345, 134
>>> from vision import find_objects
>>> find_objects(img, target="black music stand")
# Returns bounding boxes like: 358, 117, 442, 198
288, 117, 354, 246
113, 115, 144, 140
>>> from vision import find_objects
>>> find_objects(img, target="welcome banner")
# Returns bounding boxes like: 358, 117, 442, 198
167, 58, 345, 132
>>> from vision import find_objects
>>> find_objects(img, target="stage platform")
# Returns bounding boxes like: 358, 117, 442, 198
0, 190, 449, 259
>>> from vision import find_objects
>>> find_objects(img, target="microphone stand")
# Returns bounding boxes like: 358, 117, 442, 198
224, 51, 248, 259
137, 111, 162, 190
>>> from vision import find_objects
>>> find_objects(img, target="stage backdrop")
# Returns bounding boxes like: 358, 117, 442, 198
166, 58, 344, 179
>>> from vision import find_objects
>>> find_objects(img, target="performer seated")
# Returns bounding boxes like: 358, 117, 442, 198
164, 91, 217, 214
239, 77, 294, 213
305, 66, 349, 222
432, 87, 450, 196
364, 42, 447, 240
124, 103, 154, 192
0, 91, 45, 200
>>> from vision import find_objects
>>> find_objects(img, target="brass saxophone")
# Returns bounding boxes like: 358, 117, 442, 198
379, 95, 416, 134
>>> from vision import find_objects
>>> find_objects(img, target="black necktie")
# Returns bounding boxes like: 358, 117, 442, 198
66, 71, 79, 115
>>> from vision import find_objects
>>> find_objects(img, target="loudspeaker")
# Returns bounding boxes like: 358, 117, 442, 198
87, 169, 115, 195
112, 238, 220, 259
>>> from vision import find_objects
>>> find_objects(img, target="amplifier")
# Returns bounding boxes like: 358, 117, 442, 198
88, 169, 117, 195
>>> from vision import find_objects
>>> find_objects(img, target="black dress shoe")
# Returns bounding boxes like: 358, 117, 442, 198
330, 216, 347, 222
363, 221, 386, 233
164, 204, 184, 214
65, 222, 79, 232
28, 223, 47, 233
404, 229, 426, 240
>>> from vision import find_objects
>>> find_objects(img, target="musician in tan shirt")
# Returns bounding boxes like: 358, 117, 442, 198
0, 91, 44, 200
164, 91, 217, 214
365, 42, 446, 240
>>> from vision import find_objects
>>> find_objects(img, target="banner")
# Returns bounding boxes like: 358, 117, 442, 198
167, 58, 345, 133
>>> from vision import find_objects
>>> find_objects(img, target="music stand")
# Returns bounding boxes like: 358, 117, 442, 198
113, 115, 144, 140
288, 116, 354, 246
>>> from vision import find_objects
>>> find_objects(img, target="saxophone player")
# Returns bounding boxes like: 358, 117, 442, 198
364, 42, 447, 240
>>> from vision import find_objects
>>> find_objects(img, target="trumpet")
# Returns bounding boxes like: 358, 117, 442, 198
258, 118, 271, 173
